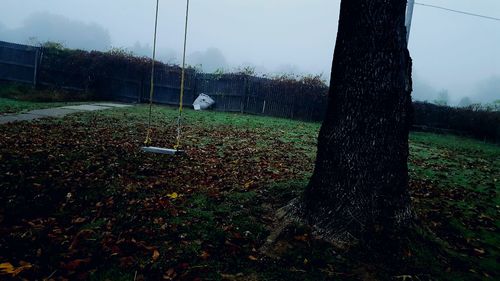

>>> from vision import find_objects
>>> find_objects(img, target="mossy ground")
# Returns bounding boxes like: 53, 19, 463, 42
0, 104, 498, 280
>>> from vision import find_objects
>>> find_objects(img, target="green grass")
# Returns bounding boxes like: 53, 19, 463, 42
408, 132, 499, 279
0, 82, 92, 114
101, 106, 500, 280
0, 97, 89, 114
0, 104, 498, 280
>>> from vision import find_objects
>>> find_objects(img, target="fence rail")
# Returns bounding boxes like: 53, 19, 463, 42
0, 41, 40, 85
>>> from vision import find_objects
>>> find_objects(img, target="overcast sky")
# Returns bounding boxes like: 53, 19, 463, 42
1, 0, 499, 104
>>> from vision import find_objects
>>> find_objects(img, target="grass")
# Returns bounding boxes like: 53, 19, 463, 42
0, 82, 91, 114
408, 132, 499, 279
0, 97, 90, 114
0, 104, 498, 280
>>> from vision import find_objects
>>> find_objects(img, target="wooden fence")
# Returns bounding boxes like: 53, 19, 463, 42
0, 41, 41, 85
0, 41, 328, 121
196, 74, 328, 121
1, 40, 498, 142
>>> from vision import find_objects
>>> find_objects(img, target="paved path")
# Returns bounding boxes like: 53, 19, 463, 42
0, 103, 132, 125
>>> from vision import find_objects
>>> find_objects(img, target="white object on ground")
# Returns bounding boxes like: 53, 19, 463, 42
193, 93, 215, 111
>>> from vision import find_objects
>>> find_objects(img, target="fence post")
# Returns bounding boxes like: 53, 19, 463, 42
245, 76, 250, 113
192, 70, 199, 105
223, 92, 226, 111
33, 49, 40, 87
138, 78, 143, 103
240, 75, 248, 113
291, 85, 298, 119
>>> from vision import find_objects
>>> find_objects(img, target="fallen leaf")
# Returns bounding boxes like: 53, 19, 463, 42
69, 229, 95, 250
119, 256, 135, 268
152, 249, 160, 261
62, 258, 91, 271
474, 248, 485, 255
72, 217, 87, 224
163, 268, 176, 280
167, 192, 179, 199
0, 263, 15, 275
199, 251, 210, 260
294, 235, 308, 242
0, 262, 32, 276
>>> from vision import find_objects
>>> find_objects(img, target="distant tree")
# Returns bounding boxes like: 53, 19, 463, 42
235, 66, 256, 76
411, 76, 438, 102
41, 41, 65, 51
300, 74, 328, 88
26, 37, 40, 46
129, 41, 152, 57
434, 90, 449, 106
189, 47, 228, 73
458, 97, 473, 108
107, 47, 134, 57
482, 100, 500, 112
294, 0, 413, 244
474, 76, 500, 104
213, 68, 226, 78
2, 13, 111, 51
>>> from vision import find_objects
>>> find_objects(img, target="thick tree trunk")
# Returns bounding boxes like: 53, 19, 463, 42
302, 0, 414, 243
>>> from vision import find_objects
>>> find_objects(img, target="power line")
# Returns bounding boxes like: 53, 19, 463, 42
415, 2, 500, 22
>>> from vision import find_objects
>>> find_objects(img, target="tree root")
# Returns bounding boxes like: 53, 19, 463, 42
260, 197, 358, 257
259, 198, 304, 257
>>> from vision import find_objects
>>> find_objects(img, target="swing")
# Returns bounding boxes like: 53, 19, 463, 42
141, 0, 190, 155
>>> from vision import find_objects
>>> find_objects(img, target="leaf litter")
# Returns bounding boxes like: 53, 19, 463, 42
0, 109, 498, 280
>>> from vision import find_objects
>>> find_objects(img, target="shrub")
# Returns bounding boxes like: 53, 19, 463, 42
413, 102, 500, 143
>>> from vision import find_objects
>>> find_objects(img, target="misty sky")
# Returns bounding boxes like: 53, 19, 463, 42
1, 0, 499, 104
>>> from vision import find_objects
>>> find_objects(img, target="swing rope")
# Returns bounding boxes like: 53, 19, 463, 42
144, 0, 160, 145
144, 0, 191, 151
175, 0, 190, 150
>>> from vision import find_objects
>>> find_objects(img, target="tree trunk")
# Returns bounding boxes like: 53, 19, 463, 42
302, 0, 414, 243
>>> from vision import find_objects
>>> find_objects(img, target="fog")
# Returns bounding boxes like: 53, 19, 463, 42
0, 12, 111, 51
1, 0, 499, 104
189, 48, 228, 73
474, 76, 500, 104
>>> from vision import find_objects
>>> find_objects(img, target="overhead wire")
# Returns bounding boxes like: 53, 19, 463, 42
414, 2, 500, 22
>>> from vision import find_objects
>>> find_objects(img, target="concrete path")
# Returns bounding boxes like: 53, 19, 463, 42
0, 102, 132, 125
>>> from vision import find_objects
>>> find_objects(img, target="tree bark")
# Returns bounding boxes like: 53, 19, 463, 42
302, 0, 414, 244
